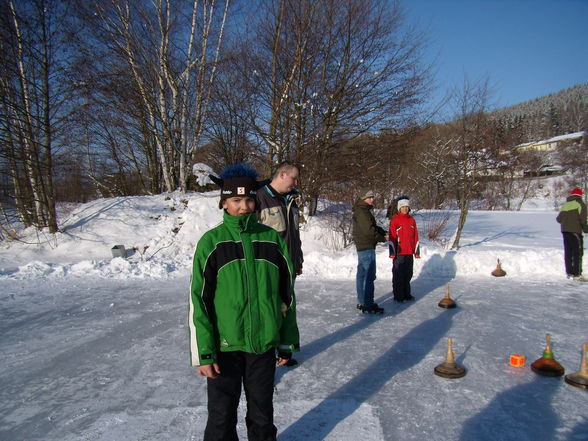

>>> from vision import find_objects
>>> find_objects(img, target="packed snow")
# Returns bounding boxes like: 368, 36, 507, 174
0, 189, 587, 441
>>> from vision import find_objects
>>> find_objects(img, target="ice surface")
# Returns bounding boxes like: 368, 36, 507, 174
1, 191, 586, 440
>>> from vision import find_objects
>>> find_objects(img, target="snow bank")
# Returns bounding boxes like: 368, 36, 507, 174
0, 191, 576, 281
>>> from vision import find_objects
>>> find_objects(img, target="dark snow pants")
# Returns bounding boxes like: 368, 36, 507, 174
204, 349, 277, 441
562, 232, 584, 276
392, 254, 414, 300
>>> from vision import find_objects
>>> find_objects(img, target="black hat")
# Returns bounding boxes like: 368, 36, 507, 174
209, 163, 260, 209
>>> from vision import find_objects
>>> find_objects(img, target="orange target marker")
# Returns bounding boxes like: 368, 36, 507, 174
509, 354, 526, 367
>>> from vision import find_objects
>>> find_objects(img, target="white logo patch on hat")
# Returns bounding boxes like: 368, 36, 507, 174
237, 186, 245, 195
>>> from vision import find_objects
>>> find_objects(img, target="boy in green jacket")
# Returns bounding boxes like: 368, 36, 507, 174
189, 163, 299, 441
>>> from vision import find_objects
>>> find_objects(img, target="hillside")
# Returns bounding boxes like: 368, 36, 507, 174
495, 83, 588, 117
492, 83, 588, 141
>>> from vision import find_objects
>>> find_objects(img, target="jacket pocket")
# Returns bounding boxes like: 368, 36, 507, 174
260, 206, 286, 233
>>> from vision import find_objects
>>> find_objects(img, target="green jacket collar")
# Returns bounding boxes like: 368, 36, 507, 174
223, 211, 257, 232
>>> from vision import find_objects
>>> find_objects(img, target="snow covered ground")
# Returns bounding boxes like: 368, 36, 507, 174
1, 191, 587, 441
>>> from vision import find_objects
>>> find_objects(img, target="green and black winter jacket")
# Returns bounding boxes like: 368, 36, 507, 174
189, 211, 299, 366
352, 198, 387, 251
556, 195, 588, 234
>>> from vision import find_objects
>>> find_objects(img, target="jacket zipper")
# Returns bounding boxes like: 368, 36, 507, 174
240, 215, 257, 353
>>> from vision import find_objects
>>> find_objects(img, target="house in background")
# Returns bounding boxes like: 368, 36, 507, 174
516, 131, 586, 153
518, 131, 586, 176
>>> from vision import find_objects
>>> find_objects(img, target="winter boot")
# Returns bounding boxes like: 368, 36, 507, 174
284, 358, 299, 367
359, 303, 384, 314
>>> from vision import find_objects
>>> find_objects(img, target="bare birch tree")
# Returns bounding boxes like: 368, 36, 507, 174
78, 0, 230, 193
411, 124, 456, 209
446, 77, 495, 249
242, 0, 428, 207
0, 0, 75, 233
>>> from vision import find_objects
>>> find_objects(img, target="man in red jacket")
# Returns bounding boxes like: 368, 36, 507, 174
389, 197, 420, 302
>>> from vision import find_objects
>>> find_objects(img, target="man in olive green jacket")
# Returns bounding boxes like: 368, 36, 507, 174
556, 187, 588, 281
352, 188, 388, 313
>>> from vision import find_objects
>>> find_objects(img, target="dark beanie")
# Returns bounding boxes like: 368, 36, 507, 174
209, 163, 260, 209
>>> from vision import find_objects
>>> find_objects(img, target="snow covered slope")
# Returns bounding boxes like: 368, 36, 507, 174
0, 191, 574, 281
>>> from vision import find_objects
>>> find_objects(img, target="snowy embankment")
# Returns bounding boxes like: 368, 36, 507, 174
0, 192, 571, 281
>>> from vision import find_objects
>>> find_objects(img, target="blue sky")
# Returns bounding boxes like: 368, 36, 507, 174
404, 0, 588, 112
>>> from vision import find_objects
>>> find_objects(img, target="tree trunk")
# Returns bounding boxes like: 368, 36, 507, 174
10, 0, 46, 228
450, 201, 468, 250
40, 4, 58, 232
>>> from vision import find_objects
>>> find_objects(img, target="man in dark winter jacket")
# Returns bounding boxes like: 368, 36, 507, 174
556, 187, 588, 281
257, 161, 303, 366
352, 188, 388, 313
257, 162, 303, 276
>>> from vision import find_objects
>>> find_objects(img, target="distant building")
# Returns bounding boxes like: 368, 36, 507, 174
516, 131, 586, 177
516, 131, 586, 153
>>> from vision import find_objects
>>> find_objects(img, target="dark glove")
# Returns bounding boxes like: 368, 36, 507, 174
278, 351, 292, 360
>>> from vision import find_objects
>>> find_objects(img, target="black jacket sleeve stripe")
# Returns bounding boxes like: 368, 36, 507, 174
202, 241, 245, 314
252, 240, 282, 266
252, 240, 293, 306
